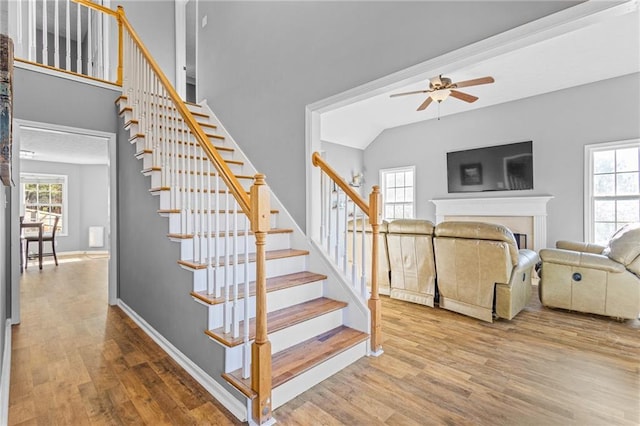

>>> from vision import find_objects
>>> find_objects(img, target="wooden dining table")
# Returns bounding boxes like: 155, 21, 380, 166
21, 221, 43, 270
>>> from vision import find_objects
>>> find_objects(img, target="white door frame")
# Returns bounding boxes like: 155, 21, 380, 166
12, 120, 118, 324
175, 0, 187, 100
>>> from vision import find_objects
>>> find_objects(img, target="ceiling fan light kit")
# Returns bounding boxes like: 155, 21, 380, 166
391, 74, 495, 112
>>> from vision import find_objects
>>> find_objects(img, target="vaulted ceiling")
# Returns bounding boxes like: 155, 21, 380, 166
320, 2, 640, 150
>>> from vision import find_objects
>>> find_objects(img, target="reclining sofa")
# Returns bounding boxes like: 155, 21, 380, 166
539, 224, 640, 319
347, 219, 539, 322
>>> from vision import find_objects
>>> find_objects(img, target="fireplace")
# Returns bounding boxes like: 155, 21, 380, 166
430, 196, 553, 251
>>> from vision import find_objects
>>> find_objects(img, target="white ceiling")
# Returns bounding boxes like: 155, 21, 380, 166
321, 4, 640, 150
20, 126, 109, 165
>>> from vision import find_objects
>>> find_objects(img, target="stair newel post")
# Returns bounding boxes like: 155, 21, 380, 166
250, 174, 272, 424
368, 185, 383, 355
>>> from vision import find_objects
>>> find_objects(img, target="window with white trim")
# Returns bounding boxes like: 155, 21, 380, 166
380, 166, 415, 220
585, 140, 640, 245
21, 173, 68, 236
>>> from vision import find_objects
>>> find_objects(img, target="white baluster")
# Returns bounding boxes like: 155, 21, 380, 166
207, 160, 214, 295
351, 203, 358, 285
65, 0, 70, 70
42, 0, 48, 65
53, 0, 59, 68
224, 192, 231, 334
242, 214, 250, 379
16, 0, 23, 56
76, 2, 81, 73
232, 202, 239, 339
28, 0, 36, 61
361, 215, 367, 299
343, 196, 348, 273
334, 190, 340, 264
214, 173, 221, 298
87, 7, 92, 76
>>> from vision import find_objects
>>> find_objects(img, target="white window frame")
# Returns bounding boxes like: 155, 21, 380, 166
584, 138, 640, 244
20, 173, 69, 237
380, 165, 416, 221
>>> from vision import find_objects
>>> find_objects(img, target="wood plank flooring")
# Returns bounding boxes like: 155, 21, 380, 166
10, 255, 639, 425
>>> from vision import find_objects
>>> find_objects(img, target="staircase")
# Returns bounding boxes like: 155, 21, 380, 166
115, 94, 369, 421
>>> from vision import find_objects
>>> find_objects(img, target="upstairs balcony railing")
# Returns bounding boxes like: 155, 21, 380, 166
8, 0, 120, 84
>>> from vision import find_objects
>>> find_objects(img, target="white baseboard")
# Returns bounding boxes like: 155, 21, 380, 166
1, 319, 13, 426
116, 299, 247, 422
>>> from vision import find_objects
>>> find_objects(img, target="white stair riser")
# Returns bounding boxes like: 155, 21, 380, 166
156, 189, 249, 211
203, 280, 324, 331
173, 232, 291, 261
136, 152, 243, 175
143, 170, 253, 192
145, 170, 249, 191
168, 212, 278, 235
188, 255, 308, 293
271, 340, 368, 410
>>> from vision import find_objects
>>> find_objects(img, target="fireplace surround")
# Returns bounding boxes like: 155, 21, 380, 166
431, 196, 553, 251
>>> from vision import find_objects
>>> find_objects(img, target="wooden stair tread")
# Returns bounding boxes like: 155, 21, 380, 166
178, 248, 309, 270
167, 228, 293, 239
191, 271, 326, 306
222, 326, 368, 398
206, 297, 346, 347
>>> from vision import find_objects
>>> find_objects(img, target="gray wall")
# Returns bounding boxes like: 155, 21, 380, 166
321, 140, 364, 191
14, 67, 118, 132
20, 160, 108, 253
197, 1, 579, 230
116, 125, 239, 401
363, 73, 640, 246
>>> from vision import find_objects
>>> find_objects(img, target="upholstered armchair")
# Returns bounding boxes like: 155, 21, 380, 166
386, 219, 436, 307
434, 221, 539, 322
539, 224, 640, 319
346, 218, 391, 295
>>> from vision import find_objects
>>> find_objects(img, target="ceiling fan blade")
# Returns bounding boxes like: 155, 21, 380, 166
450, 90, 478, 103
453, 76, 494, 88
416, 97, 433, 111
390, 90, 429, 98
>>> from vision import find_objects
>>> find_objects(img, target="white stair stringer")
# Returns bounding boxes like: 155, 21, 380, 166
117, 94, 372, 422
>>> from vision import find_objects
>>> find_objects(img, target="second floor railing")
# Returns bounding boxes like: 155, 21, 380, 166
312, 152, 382, 355
8, 0, 120, 84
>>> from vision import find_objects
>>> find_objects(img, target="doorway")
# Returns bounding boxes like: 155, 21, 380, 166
176, 0, 198, 103
11, 120, 117, 324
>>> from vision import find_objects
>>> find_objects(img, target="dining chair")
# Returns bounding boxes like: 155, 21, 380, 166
25, 216, 60, 268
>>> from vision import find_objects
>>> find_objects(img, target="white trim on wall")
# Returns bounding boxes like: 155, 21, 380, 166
583, 138, 640, 243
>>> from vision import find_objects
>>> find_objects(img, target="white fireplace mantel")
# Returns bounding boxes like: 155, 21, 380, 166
431, 196, 554, 251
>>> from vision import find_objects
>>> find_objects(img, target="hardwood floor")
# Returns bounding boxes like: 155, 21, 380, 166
10, 256, 639, 425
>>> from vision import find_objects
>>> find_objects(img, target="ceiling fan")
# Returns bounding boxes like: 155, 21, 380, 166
390, 74, 495, 111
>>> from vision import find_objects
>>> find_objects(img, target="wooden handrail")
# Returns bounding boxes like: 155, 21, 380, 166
74, 0, 119, 17
312, 152, 370, 215
117, 7, 251, 216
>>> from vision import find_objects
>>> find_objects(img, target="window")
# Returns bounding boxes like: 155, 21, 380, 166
21, 173, 68, 236
585, 140, 640, 245
380, 166, 415, 220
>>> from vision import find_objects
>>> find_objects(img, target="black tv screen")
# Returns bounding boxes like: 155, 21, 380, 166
447, 141, 533, 193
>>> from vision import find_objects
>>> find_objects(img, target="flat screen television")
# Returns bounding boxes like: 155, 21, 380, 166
447, 141, 533, 193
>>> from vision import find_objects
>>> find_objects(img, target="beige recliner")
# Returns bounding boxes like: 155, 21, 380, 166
346, 218, 391, 295
386, 219, 436, 307
434, 221, 539, 322
539, 224, 640, 319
